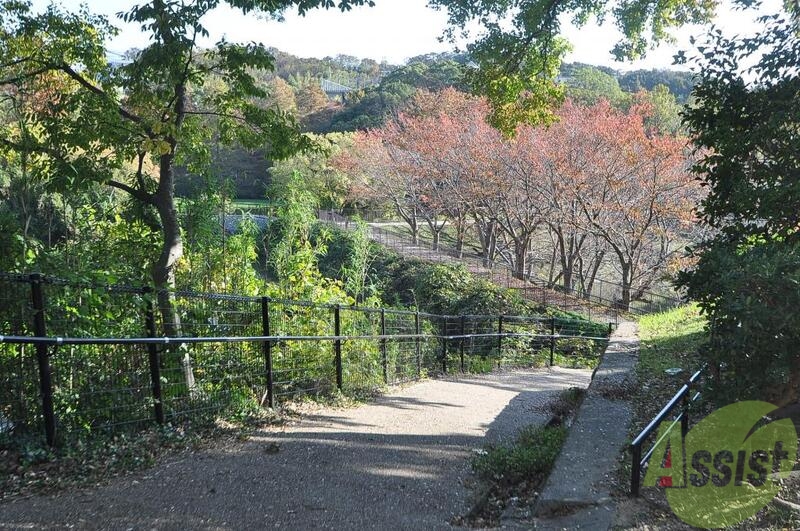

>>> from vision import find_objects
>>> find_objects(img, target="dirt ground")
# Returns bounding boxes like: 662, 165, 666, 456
0, 368, 591, 530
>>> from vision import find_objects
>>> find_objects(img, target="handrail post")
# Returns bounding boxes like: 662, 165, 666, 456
334, 305, 342, 390
380, 308, 388, 384
262, 297, 274, 408
680, 394, 689, 438
631, 443, 642, 496
30, 273, 56, 447
144, 287, 165, 424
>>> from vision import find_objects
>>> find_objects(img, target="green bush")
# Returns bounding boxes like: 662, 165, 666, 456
472, 425, 567, 487
681, 239, 800, 404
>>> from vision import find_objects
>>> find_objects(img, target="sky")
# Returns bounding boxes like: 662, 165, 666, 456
32, 0, 784, 71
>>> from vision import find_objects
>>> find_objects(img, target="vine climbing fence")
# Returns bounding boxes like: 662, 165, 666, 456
0, 272, 611, 447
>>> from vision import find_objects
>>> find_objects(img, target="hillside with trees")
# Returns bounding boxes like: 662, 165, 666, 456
168, 48, 693, 199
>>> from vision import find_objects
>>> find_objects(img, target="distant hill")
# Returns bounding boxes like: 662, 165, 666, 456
175, 49, 696, 199
560, 62, 695, 103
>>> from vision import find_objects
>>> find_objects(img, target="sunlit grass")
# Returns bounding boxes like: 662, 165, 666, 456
638, 304, 706, 377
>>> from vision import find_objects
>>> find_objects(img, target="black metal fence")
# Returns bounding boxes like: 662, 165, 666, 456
629, 367, 704, 496
0, 273, 610, 447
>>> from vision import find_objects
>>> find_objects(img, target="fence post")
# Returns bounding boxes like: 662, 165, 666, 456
631, 443, 642, 496
144, 287, 165, 425
608, 322, 614, 337
380, 308, 388, 384
30, 273, 56, 447
440, 317, 448, 374
459, 315, 466, 373
550, 317, 556, 367
497, 315, 504, 359
334, 305, 343, 390
262, 297, 274, 408
680, 394, 689, 438
415, 311, 421, 378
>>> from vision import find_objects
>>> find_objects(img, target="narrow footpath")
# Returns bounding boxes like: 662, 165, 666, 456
0, 368, 591, 530
523, 321, 639, 530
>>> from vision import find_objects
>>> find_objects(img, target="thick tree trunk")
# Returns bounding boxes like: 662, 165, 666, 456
514, 240, 529, 281
619, 263, 632, 312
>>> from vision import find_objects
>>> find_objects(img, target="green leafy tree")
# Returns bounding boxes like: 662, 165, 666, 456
0, 0, 373, 334
635, 84, 683, 135
565, 65, 630, 108
618, 68, 694, 103
430, 0, 721, 132
268, 172, 350, 303
296, 80, 329, 117
678, 12, 800, 404
269, 132, 355, 210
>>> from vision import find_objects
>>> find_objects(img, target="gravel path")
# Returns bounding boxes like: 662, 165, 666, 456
0, 368, 591, 531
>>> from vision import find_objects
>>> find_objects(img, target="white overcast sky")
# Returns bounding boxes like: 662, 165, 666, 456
33, 0, 784, 70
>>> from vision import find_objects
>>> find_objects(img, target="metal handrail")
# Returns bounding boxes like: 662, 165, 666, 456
0, 331, 612, 346
629, 367, 704, 496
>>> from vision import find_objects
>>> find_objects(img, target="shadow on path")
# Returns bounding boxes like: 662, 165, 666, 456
0, 368, 591, 530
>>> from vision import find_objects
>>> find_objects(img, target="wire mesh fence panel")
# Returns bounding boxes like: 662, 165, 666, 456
461, 316, 502, 373
0, 273, 32, 336
0, 343, 40, 441
417, 314, 445, 377
159, 340, 266, 423
48, 343, 153, 435
172, 292, 261, 337
384, 310, 422, 385
0, 273, 617, 444
270, 301, 336, 400
42, 279, 148, 337
338, 307, 379, 391
495, 316, 548, 369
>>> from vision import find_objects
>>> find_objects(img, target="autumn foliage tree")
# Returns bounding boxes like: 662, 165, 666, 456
552, 101, 697, 308
340, 90, 698, 309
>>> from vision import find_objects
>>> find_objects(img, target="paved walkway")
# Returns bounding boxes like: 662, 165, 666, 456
0, 368, 591, 530
529, 321, 639, 530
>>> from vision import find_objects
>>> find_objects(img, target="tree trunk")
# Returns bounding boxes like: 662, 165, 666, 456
514, 240, 528, 281
583, 252, 604, 298
475, 217, 498, 267
619, 262, 632, 312
152, 153, 195, 391
454, 217, 466, 259
397, 206, 419, 245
